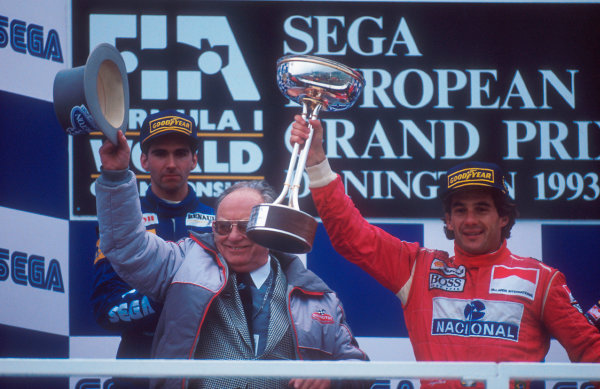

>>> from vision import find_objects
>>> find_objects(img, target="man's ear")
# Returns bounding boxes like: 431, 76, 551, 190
140, 152, 148, 171
499, 215, 509, 229
444, 213, 454, 232
191, 151, 198, 169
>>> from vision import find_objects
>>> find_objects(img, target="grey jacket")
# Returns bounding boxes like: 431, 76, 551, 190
95, 170, 370, 388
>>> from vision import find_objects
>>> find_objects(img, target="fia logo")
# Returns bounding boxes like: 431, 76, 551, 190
88, 14, 259, 102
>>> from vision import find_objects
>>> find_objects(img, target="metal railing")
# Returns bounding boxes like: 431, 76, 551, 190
1, 359, 600, 388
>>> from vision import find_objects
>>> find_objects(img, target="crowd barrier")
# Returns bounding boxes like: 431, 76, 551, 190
1, 359, 599, 389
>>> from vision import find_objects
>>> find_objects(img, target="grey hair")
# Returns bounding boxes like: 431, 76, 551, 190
214, 180, 277, 212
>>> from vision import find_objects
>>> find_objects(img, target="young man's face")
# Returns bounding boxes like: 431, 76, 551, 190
213, 188, 269, 273
445, 189, 508, 255
140, 134, 197, 201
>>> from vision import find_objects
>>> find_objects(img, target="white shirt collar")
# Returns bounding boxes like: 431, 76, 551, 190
249, 256, 271, 289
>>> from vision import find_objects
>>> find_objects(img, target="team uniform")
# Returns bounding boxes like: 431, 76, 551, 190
310, 173, 600, 388
91, 184, 214, 388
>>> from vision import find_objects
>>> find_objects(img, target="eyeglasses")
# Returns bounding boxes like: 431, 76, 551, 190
212, 220, 249, 235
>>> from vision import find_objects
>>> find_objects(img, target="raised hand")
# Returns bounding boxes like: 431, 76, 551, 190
99, 130, 131, 171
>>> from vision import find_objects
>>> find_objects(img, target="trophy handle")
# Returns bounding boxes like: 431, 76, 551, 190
273, 101, 322, 209
290, 102, 322, 209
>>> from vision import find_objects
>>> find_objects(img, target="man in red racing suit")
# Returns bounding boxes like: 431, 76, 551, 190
290, 116, 600, 388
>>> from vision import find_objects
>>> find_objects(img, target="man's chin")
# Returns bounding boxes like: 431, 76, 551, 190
457, 239, 486, 255
223, 250, 250, 263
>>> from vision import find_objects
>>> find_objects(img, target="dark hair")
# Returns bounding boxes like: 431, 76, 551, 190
442, 188, 519, 241
214, 180, 277, 212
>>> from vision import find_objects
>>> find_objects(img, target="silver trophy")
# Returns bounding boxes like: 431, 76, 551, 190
246, 55, 364, 253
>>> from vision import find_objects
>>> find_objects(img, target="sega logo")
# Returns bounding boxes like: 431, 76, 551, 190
108, 294, 156, 323
0, 15, 63, 62
0, 247, 64, 292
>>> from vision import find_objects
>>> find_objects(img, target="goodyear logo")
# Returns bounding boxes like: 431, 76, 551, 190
448, 168, 494, 190
149, 116, 193, 136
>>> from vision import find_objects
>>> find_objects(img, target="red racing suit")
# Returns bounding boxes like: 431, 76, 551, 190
310, 173, 600, 388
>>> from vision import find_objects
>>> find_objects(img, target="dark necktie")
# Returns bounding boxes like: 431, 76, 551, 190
236, 272, 254, 338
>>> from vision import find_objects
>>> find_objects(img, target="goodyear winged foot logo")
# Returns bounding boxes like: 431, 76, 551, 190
149, 116, 193, 136
448, 167, 494, 190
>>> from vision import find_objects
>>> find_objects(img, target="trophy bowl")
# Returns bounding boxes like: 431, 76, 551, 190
246, 55, 364, 253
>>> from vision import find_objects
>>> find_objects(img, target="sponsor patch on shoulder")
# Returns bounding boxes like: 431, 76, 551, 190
312, 309, 334, 324
489, 266, 538, 301
562, 284, 583, 313
586, 304, 600, 322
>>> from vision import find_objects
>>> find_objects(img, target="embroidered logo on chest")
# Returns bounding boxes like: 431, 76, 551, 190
142, 212, 159, 227
312, 309, 334, 324
489, 265, 539, 301
186, 212, 215, 227
429, 259, 466, 292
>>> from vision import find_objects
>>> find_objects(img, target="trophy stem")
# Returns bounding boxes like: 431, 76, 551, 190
290, 102, 322, 209
273, 141, 299, 206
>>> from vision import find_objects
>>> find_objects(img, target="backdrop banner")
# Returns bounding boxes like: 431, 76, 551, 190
70, 1, 600, 220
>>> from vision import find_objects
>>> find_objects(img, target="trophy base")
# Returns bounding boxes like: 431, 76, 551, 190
247, 203, 317, 254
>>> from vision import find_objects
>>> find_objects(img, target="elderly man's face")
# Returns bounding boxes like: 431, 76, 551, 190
213, 188, 269, 273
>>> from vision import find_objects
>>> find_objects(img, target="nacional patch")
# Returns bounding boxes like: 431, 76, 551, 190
489, 265, 538, 301
431, 297, 524, 341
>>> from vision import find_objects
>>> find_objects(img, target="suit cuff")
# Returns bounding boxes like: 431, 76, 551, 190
98, 168, 133, 187
306, 159, 337, 188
